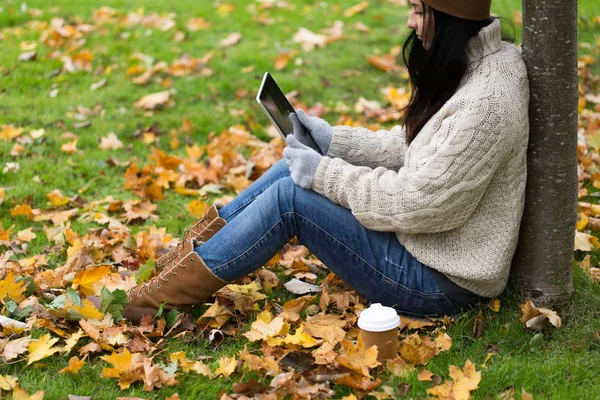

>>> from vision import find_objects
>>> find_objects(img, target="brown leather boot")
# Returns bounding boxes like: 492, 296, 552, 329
155, 204, 223, 270
88, 213, 229, 324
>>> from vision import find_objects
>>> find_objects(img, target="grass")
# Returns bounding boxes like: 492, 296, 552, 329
1, 0, 600, 399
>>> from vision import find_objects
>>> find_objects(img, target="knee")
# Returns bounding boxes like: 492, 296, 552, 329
272, 177, 299, 212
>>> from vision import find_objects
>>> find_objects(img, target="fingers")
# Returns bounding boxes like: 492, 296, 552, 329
296, 109, 312, 126
290, 113, 305, 136
287, 134, 309, 150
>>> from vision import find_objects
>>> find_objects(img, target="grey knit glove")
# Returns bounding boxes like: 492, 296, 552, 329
283, 134, 323, 189
289, 109, 333, 156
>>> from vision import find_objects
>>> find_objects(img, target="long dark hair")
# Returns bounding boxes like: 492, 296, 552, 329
402, 7, 513, 145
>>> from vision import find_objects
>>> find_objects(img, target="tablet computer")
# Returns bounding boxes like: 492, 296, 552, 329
256, 72, 295, 141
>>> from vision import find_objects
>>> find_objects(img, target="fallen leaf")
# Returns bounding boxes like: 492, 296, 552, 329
28, 334, 62, 365
59, 356, 85, 374
99, 132, 124, 150
220, 32, 242, 47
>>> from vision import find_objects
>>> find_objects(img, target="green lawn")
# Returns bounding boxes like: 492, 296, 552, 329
1, 0, 600, 399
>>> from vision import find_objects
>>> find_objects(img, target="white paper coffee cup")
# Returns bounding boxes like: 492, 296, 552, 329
357, 303, 401, 361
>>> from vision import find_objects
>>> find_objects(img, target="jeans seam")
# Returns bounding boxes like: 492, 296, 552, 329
293, 212, 445, 300
384, 256, 446, 298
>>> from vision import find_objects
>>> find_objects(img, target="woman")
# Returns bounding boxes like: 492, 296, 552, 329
95, 0, 529, 323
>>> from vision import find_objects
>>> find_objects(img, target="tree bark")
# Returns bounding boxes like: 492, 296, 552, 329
510, 0, 579, 306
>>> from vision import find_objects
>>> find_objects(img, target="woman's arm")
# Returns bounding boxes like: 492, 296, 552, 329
313, 93, 527, 234
326, 125, 408, 171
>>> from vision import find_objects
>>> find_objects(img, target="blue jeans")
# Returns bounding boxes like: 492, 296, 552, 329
195, 159, 461, 318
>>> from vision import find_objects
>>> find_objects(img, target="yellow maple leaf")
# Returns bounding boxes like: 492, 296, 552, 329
11, 203, 36, 220
0, 223, 14, 240
216, 3, 235, 16
11, 385, 44, 400
267, 324, 318, 348
242, 309, 288, 342
72, 265, 112, 296
59, 355, 85, 374
27, 334, 62, 365
214, 356, 237, 377
65, 298, 105, 320
101, 348, 132, 378
0, 271, 27, 304
47, 189, 70, 207
186, 199, 209, 218
0, 124, 24, 141
62, 329, 85, 354
336, 335, 381, 377
448, 360, 481, 400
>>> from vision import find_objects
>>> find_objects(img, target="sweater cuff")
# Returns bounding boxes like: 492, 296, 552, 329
326, 126, 356, 159
312, 156, 332, 196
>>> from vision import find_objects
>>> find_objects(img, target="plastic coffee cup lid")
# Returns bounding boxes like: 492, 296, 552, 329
357, 303, 401, 332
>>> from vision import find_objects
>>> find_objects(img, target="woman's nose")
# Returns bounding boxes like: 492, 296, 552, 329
407, 13, 416, 30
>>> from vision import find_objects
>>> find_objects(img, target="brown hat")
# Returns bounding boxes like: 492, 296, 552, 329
421, 0, 492, 21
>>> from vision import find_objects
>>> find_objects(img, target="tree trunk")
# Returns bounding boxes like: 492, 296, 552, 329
510, 0, 579, 306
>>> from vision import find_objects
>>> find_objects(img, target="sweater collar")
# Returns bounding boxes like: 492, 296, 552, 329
466, 19, 502, 62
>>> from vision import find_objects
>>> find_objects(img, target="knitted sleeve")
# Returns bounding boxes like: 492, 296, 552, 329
312, 96, 516, 234
325, 125, 407, 170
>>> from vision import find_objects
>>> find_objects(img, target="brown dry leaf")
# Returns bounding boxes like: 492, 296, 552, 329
398, 333, 437, 365
61, 139, 78, 154
418, 369, 434, 381
343, 1, 369, 17
336, 335, 381, 377
336, 373, 382, 391
274, 51, 297, 71
303, 314, 347, 346
574, 231, 600, 251
197, 300, 234, 329
399, 316, 436, 331
0, 374, 18, 390
15, 227, 36, 242
521, 388, 534, 400
2, 336, 32, 362
122, 200, 158, 223
292, 28, 327, 51
368, 54, 399, 73
239, 346, 280, 376
27, 334, 62, 365
59, 355, 85, 374
99, 132, 124, 150
133, 91, 172, 111
520, 299, 562, 331
386, 356, 415, 378
220, 32, 242, 47
187, 17, 212, 31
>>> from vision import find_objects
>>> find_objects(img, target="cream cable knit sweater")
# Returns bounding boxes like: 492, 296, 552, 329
312, 20, 529, 298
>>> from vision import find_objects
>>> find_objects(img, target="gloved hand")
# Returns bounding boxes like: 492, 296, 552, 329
283, 134, 323, 189
289, 109, 333, 156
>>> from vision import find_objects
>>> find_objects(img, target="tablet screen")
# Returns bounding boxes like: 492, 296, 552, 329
257, 73, 295, 138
